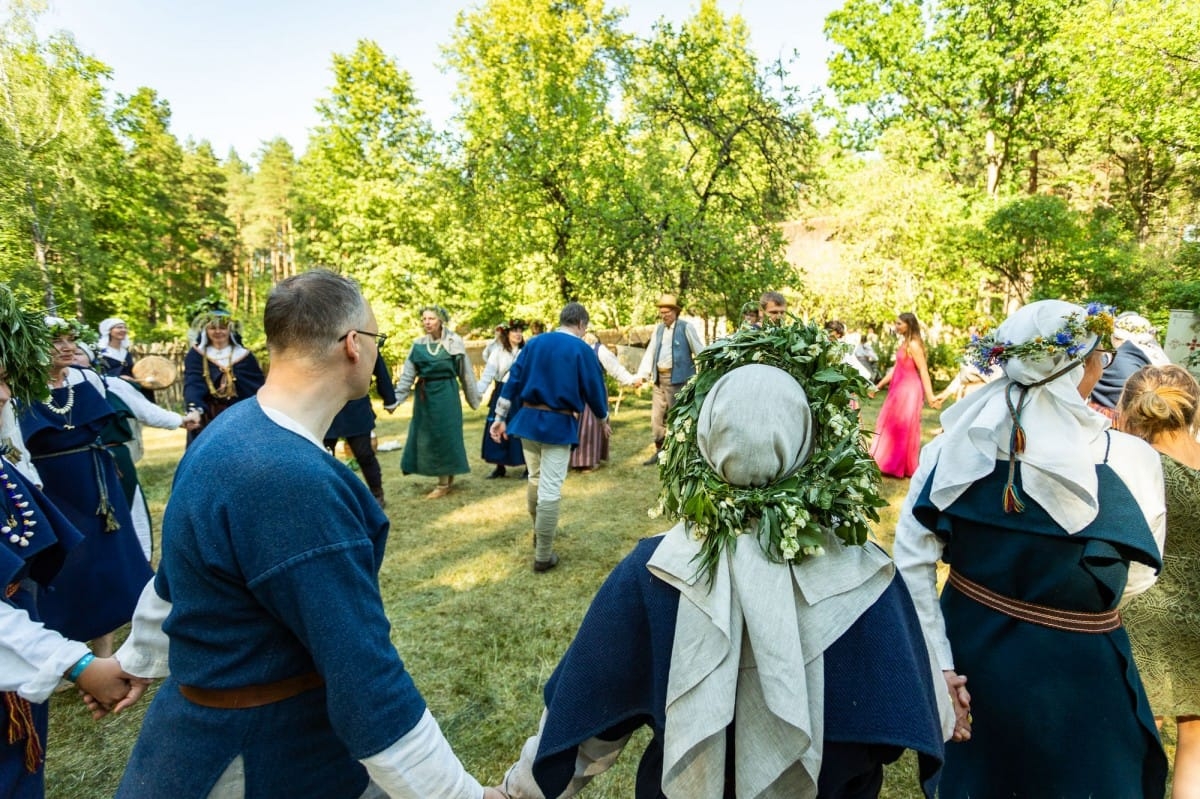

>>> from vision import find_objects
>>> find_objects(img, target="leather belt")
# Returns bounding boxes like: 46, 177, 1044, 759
523, 402, 577, 418
4, 582, 18, 599
948, 570, 1121, 633
178, 671, 324, 709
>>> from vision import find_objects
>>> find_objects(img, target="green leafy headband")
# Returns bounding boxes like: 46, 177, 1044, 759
0, 290, 52, 405
653, 321, 886, 581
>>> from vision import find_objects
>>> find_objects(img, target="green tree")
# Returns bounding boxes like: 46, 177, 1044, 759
296, 39, 444, 343
624, 0, 813, 319
445, 0, 630, 311
0, 1, 114, 312
826, 0, 1079, 197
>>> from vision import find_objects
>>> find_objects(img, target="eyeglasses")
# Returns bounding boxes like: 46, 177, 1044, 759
338, 330, 389, 349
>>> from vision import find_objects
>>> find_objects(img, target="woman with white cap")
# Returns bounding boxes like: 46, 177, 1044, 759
497, 322, 950, 798
96, 318, 153, 401
894, 300, 1169, 798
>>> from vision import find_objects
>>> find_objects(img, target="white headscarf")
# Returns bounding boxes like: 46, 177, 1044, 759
647, 364, 894, 798
1112, 312, 1171, 367
930, 300, 1110, 533
99, 317, 129, 356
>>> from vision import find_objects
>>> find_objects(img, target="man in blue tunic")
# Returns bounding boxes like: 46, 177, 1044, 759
489, 302, 610, 573
109, 270, 504, 799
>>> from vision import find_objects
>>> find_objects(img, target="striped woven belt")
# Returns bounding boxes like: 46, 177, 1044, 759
947, 570, 1121, 634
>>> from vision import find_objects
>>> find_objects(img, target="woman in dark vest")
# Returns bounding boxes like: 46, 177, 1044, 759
895, 300, 1168, 798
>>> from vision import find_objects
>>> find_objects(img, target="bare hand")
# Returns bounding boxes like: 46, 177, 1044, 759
601, 420, 612, 439
490, 420, 508, 443
74, 657, 152, 720
483, 788, 510, 799
944, 670, 972, 741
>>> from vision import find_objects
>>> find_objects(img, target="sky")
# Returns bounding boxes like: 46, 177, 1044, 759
39, 0, 844, 161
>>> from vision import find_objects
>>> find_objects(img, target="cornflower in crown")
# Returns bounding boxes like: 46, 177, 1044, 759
651, 320, 886, 581
969, 302, 1116, 376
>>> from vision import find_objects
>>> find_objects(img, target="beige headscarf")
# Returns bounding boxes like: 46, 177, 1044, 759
930, 300, 1110, 532
647, 364, 894, 799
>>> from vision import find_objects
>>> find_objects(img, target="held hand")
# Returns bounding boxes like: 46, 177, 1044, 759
943, 670, 972, 741
483, 788, 510, 799
74, 657, 151, 720
490, 420, 508, 443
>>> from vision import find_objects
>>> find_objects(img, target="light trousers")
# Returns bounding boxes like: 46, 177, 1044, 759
520, 439, 571, 562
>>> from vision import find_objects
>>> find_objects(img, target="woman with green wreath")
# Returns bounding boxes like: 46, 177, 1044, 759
395, 306, 480, 498
496, 322, 950, 799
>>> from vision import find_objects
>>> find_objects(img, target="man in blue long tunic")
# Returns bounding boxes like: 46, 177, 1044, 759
489, 302, 610, 573
109, 270, 504, 799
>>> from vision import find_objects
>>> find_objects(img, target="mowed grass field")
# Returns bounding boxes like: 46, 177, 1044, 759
42, 389, 1178, 797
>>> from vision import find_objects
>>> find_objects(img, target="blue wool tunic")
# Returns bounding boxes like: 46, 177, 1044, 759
913, 463, 1167, 799
117, 400, 427, 799
529, 537, 946, 798
1, 456, 83, 799
501, 330, 609, 446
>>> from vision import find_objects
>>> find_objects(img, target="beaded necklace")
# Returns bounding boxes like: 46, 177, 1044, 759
42, 377, 76, 430
1, 465, 36, 548
425, 335, 445, 357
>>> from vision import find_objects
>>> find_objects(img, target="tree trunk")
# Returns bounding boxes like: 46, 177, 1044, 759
986, 130, 999, 198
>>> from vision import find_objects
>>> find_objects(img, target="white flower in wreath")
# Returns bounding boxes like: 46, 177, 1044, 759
780, 536, 800, 560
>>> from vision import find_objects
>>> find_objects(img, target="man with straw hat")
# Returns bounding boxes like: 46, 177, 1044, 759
634, 293, 703, 466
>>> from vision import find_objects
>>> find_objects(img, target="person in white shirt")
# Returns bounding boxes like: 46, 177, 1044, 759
634, 294, 703, 466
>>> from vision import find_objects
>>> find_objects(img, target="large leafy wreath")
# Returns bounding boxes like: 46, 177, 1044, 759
654, 320, 887, 581
0, 289, 52, 406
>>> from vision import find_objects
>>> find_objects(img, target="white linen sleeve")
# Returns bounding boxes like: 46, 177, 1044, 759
394, 356, 417, 405
685, 321, 705, 357
502, 710, 630, 799
113, 577, 172, 678
635, 334, 656, 382
596, 345, 637, 386
360, 708, 484, 799
2, 405, 40, 486
476, 354, 500, 398
0, 600, 90, 702
105, 378, 183, 429
892, 443, 956, 670
1103, 433, 1166, 600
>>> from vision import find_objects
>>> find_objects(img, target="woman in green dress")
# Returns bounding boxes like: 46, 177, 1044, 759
394, 306, 480, 498
1120, 364, 1200, 798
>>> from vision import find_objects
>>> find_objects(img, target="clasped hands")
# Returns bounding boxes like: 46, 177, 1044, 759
75, 656, 152, 720
944, 669, 972, 742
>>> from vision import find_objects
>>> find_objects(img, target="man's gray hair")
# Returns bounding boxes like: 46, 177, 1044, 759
559, 302, 589, 328
264, 269, 367, 355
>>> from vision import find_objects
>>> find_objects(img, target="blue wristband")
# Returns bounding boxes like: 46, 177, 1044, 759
67, 652, 95, 682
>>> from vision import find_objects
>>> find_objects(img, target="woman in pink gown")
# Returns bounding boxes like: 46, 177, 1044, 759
870, 313, 939, 477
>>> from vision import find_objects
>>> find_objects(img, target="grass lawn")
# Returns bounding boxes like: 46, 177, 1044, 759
42, 391, 1176, 797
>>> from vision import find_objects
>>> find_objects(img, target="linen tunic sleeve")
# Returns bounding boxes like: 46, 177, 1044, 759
394, 349, 419, 405
0, 601, 89, 701
892, 440, 955, 670
457, 343, 482, 410
596, 344, 637, 386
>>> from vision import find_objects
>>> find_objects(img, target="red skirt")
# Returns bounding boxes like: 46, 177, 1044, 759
570, 405, 609, 468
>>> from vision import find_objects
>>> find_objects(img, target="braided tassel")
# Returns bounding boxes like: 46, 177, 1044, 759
4, 692, 44, 774
1011, 423, 1026, 455
1003, 482, 1026, 513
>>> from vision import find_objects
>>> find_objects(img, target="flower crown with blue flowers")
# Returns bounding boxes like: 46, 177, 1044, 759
969, 302, 1116, 376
